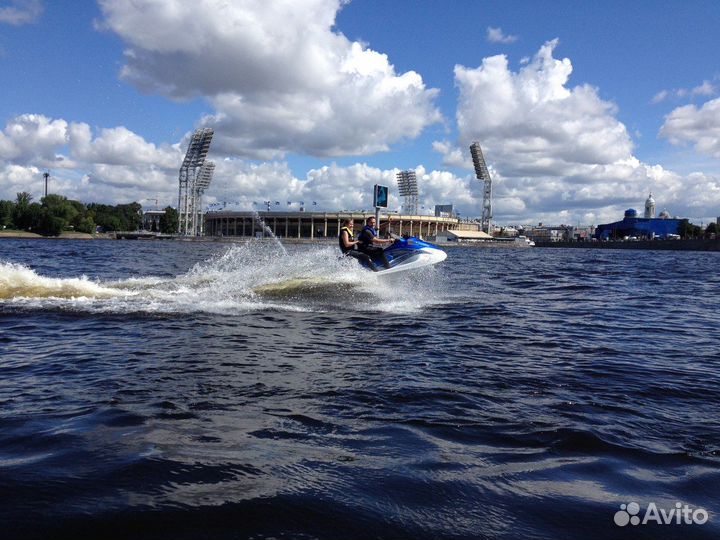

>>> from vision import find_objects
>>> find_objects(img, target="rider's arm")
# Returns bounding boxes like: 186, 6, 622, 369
372, 235, 394, 245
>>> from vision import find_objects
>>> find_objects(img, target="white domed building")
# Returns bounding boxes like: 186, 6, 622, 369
595, 194, 682, 240
644, 193, 656, 219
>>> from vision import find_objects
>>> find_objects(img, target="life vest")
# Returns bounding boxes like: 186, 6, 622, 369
338, 226, 355, 253
357, 225, 377, 251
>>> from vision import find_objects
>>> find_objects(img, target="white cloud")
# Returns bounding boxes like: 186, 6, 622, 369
0, 0, 42, 25
453, 39, 633, 173
0, 112, 478, 215
486, 27, 518, 44
652, 80, 717, 104
433, 40, 720, 224
0, 163, 41, 198
69, 124, 179, 168
97, 0, 441, 158
0, 114, 69, 166
660, 97, 720, 158
692, 80, 716, 97
0, 114, 184, 205
205, 161, 479, 218
652, 90, 669, 104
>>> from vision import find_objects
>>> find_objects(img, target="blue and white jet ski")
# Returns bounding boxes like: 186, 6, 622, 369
365, 236, 447, 275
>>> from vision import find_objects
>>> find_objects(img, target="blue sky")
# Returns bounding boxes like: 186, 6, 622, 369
1, 0, 719, 225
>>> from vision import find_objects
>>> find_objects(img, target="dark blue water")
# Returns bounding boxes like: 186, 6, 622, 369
1, 239, 719, 539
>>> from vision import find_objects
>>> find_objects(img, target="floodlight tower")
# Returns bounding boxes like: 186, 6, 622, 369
178, 127, 214, 235
396, 170, 419, 215
192, 161, 215, 236
470, 141, 492, 234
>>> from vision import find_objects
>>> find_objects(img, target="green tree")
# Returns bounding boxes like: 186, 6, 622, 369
706, 222, 718, 236
18, 203, 43, 232
15, 192, 32, 207
159, 206, 179, 234
13, 193, 44, 231
13, 192, 32, 229
74, 216, 96, 234
119, 202, 143, 231
36, 208, 65, 236
0, 200, 14, 228
39, 194, 80, 234
678, 219, 702, 239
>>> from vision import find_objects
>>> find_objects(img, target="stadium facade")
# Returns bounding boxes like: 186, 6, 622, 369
204, 210, 461, 239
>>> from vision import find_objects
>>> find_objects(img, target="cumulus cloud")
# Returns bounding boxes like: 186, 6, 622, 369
453, 39, 634, 173
0, 0, 42, 25
96, 0, 441, 159
660, 97, 720, 158
486, 27, 518, 44
208, 161, 478, 217
433, 40, 720, 224
0, 114, 184, 204
0, 112, 478, 217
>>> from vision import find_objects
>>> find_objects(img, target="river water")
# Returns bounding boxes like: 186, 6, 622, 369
1, 238, 718, 539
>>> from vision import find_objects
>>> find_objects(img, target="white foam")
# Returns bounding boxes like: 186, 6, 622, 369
0, 262, 132, 300
0, 243, 445, 314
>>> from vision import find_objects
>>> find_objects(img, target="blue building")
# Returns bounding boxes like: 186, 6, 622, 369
594, 207, 682, 240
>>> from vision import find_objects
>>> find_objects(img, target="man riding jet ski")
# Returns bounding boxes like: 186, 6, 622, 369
339, 217, 447, 274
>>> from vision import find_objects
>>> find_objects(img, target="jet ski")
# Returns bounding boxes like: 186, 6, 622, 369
363, 236, 447, 275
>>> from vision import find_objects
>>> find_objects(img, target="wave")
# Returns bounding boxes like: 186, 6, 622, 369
0, 243, 443, 314
0, 262, 131, 300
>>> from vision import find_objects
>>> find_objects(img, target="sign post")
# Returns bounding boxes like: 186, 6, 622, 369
373, 184, 388, 235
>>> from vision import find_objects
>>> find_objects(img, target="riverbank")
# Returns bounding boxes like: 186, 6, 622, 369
0, 230, 98, 240
536, 238, 720, 251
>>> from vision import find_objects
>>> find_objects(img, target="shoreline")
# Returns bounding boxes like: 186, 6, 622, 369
535, 238, 720, 252
3, 232, 719, 252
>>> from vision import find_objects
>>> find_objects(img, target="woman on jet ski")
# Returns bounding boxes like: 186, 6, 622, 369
339, 218, 378, 271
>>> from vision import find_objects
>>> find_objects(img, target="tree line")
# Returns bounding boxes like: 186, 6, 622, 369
0, 192, 178, 236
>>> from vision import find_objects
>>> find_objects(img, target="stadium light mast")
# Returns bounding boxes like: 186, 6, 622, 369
178, 127, 214, 235
470, 141, 493, 234
396, 170, 419, 215
192, 161, 215, 236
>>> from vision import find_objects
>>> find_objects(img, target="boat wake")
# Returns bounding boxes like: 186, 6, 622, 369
0, 243, 443, 315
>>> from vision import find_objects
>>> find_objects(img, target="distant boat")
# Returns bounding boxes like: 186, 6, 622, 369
513, 235, 535, 247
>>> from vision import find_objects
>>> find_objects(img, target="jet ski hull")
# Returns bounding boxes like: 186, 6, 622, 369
367, 237, 447, 274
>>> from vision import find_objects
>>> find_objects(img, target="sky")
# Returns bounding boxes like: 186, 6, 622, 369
1, 0, 719, 226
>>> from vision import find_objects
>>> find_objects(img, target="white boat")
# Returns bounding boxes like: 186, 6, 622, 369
513, 235, 535, 247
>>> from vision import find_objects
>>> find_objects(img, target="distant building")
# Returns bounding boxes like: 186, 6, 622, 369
525, 225, 572, 243
142, 209, 166, 232
594, 207, 682, 240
